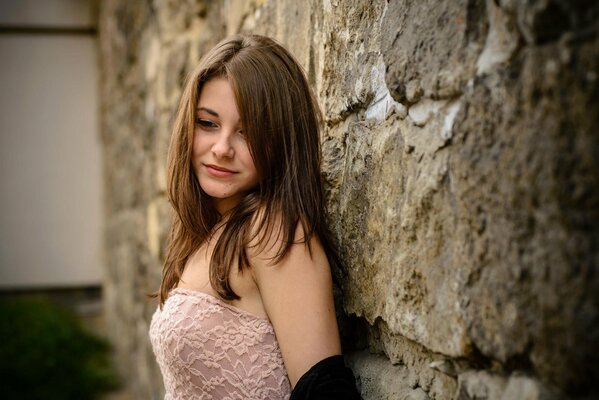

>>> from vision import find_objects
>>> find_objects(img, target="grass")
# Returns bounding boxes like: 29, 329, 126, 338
0, 295, 120, 399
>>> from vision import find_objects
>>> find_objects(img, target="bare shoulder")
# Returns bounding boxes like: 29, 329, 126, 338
246, 209, 341, 387
246, 209, 333, 295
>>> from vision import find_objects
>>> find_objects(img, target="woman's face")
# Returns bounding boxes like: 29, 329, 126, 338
192, 77, 259, 214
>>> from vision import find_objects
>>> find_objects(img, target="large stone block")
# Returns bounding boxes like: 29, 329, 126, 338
316, 0, 388, 120
361, 319, 458, 400
455, 370, 559, 400
382, 0, 488, 102
347, 350, 432, 400
328, 106, 473, 360
451, 35, 599, 391
154, 0, 209, 41
103, 126, 154, 214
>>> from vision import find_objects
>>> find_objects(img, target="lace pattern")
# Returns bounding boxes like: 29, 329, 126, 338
149, 287, 291, 400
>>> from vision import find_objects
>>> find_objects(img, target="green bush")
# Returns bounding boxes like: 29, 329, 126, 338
0, 296, 120, 399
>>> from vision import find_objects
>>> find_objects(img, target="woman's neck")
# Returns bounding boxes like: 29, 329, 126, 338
213, 194, 243, 215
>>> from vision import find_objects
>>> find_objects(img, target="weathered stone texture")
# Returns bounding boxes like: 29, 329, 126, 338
382, 0, 488, 102
99, 0, 598, 398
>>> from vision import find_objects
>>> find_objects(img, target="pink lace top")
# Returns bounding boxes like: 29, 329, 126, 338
149, 287, 291, 400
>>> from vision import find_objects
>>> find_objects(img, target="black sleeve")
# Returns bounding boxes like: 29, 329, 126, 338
290, 355, 361, 400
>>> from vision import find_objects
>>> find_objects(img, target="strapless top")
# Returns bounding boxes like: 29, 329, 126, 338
149, 287, 291, 399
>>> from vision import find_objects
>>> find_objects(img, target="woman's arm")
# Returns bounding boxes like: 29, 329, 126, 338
248, 222, 342, 387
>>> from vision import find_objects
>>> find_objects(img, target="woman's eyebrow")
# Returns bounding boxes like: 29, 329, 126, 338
197, 107, 219, 117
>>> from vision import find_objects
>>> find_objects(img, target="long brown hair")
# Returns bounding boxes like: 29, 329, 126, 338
152, 34, 337, 307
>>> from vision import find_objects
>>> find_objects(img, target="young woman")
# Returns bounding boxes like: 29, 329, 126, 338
149, 34, 360, 399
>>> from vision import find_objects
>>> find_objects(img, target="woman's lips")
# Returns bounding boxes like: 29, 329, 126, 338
204, 164, 236, 177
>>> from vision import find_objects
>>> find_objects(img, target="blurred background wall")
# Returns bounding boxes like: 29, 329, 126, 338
97, 1, 599, 399
0, 0, 102, 289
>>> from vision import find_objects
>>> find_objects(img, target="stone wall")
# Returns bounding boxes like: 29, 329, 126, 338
98, 1, 599, 399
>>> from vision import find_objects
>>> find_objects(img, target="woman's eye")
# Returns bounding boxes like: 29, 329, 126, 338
196, 119, 217, 129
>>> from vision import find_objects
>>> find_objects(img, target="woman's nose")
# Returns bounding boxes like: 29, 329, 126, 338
211, 132, 234, 158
